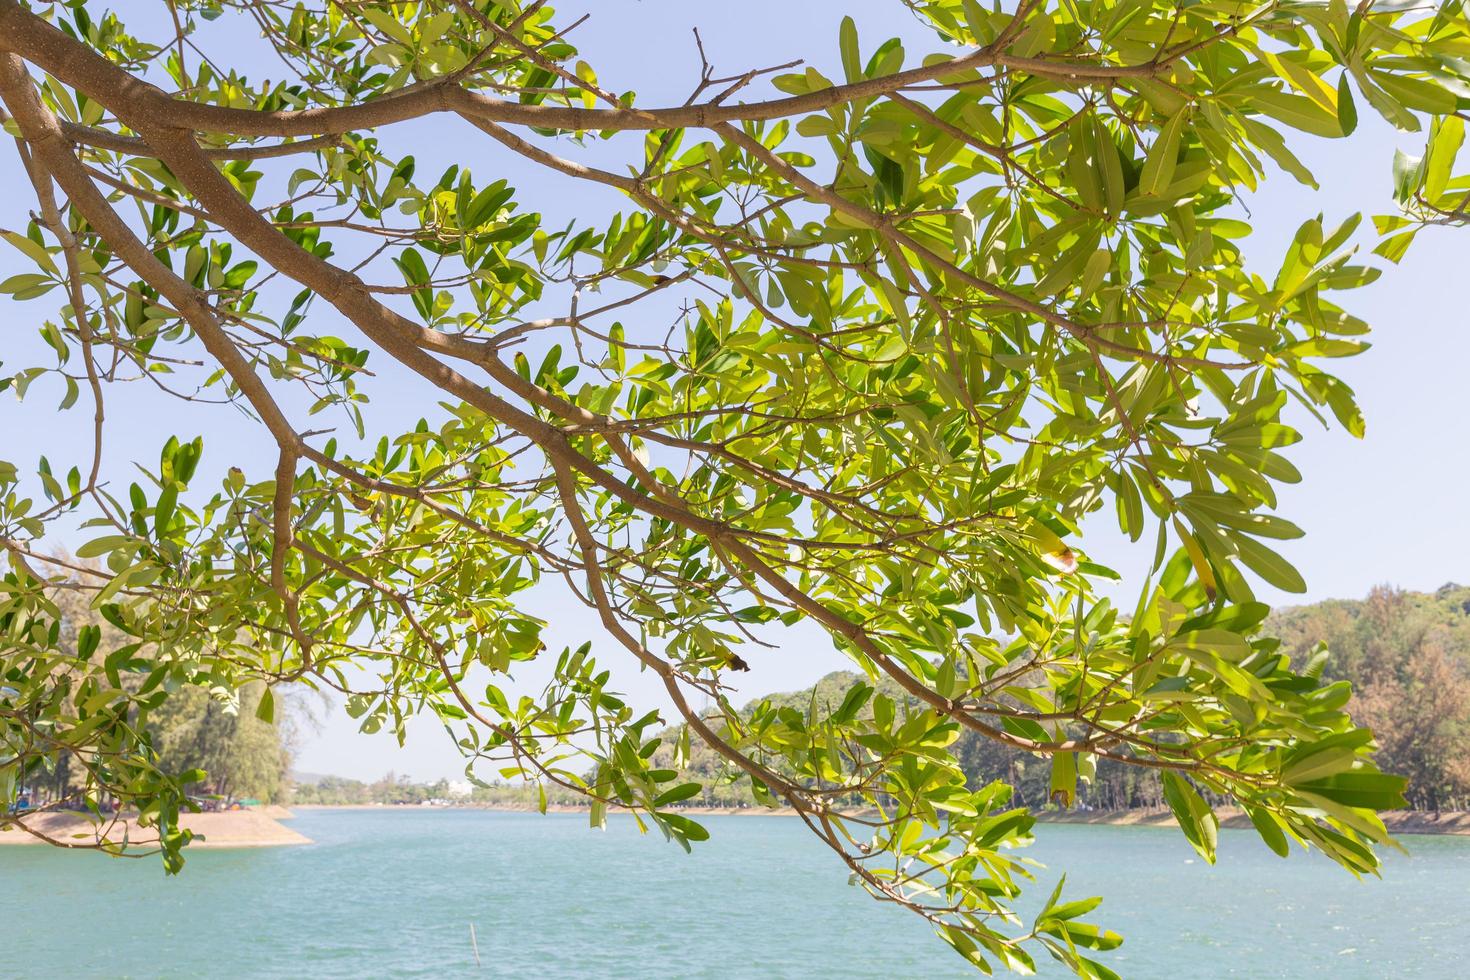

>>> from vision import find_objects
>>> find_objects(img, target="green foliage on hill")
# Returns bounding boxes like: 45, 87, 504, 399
1273, 584, 1470, 811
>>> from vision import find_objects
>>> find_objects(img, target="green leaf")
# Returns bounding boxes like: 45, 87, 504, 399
653, 782, 703, 807
1, 230, 59, 276
1244, 805, 1291, 858
1050, 751, 1077, 807
1426, 115, 1466, 201
1161, 771, 1218, 863
154, 483, 177, 538
1295, 771, 1408, 811
395, 247, 430, 286
1038, 920, 1123, 951
832, 683, 874, 724
839, 16, 861, 83
0, 273, 57, 299
75, 534, 134, 559
1250, 89, 1343, 139
255, 685, 275, 724
660, 811, 710, 843
1372, 70, 1457, 115
1374, 228, 1419, 263
1240, 116, 1323, 188
1045, 896, 1104, 923
1351, 66, 1420, 131
1393, 149, 1426, 203
76, 624, 101, 660
1232, 535, 1306, 593
1262, 52, 1338, 116
1282, 729, 1374, 783
1336, 73, 1357, 136
1139, 108, 1188, 196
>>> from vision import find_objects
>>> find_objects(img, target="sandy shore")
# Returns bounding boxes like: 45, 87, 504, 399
10, 802, 1465, 847
1034, 807, 1470, 836
293, 802, 776, 813
0, 808, 310, 848
291, 802, 833, 817
295, 802, 1470, 836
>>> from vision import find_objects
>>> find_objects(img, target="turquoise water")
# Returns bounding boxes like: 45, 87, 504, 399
2, 810, 1468, 978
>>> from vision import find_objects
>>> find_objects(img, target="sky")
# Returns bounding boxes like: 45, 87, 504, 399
1, 2, 1466, 782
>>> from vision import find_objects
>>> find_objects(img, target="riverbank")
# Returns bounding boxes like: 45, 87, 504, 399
292, 802, 1470, 835
1034, 807, 1470, 836
291, 802, 821, 817
293, 801, 878, 818
0, 807, 310, 848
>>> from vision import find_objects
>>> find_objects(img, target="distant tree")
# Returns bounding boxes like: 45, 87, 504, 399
290, 773, 372, 806
56, 565, 289, 804
1356, 636, 1470, 810
3, 1, 1468, 972
149, 682, 288, 802
1275, 584, 1470, 811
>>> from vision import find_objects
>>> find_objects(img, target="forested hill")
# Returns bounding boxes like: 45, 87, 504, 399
667, 584, 1470, 813
1270, 584, 1470, 810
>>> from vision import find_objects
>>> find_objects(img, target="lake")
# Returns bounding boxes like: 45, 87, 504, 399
2, 809, 1467, 977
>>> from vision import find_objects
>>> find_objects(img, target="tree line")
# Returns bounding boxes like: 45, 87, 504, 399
659, 584, 1470, 814
30, 580, 1465, 815
15, 579, 289, 808
293, 583, 1470, 815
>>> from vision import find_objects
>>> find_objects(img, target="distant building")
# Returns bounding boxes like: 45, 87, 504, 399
446, 780, 473, 800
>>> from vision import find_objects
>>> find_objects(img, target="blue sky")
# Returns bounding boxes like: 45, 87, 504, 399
2, 2, 1465, 781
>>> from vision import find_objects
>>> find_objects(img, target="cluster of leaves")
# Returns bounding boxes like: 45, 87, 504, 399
1, 0, 1467, 972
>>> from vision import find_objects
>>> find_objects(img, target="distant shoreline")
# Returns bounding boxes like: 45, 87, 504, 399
1034, 806, 1470, 836
290, 803, 1470, 836
10, 804, 1461, 849
291, 802, 826, 817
